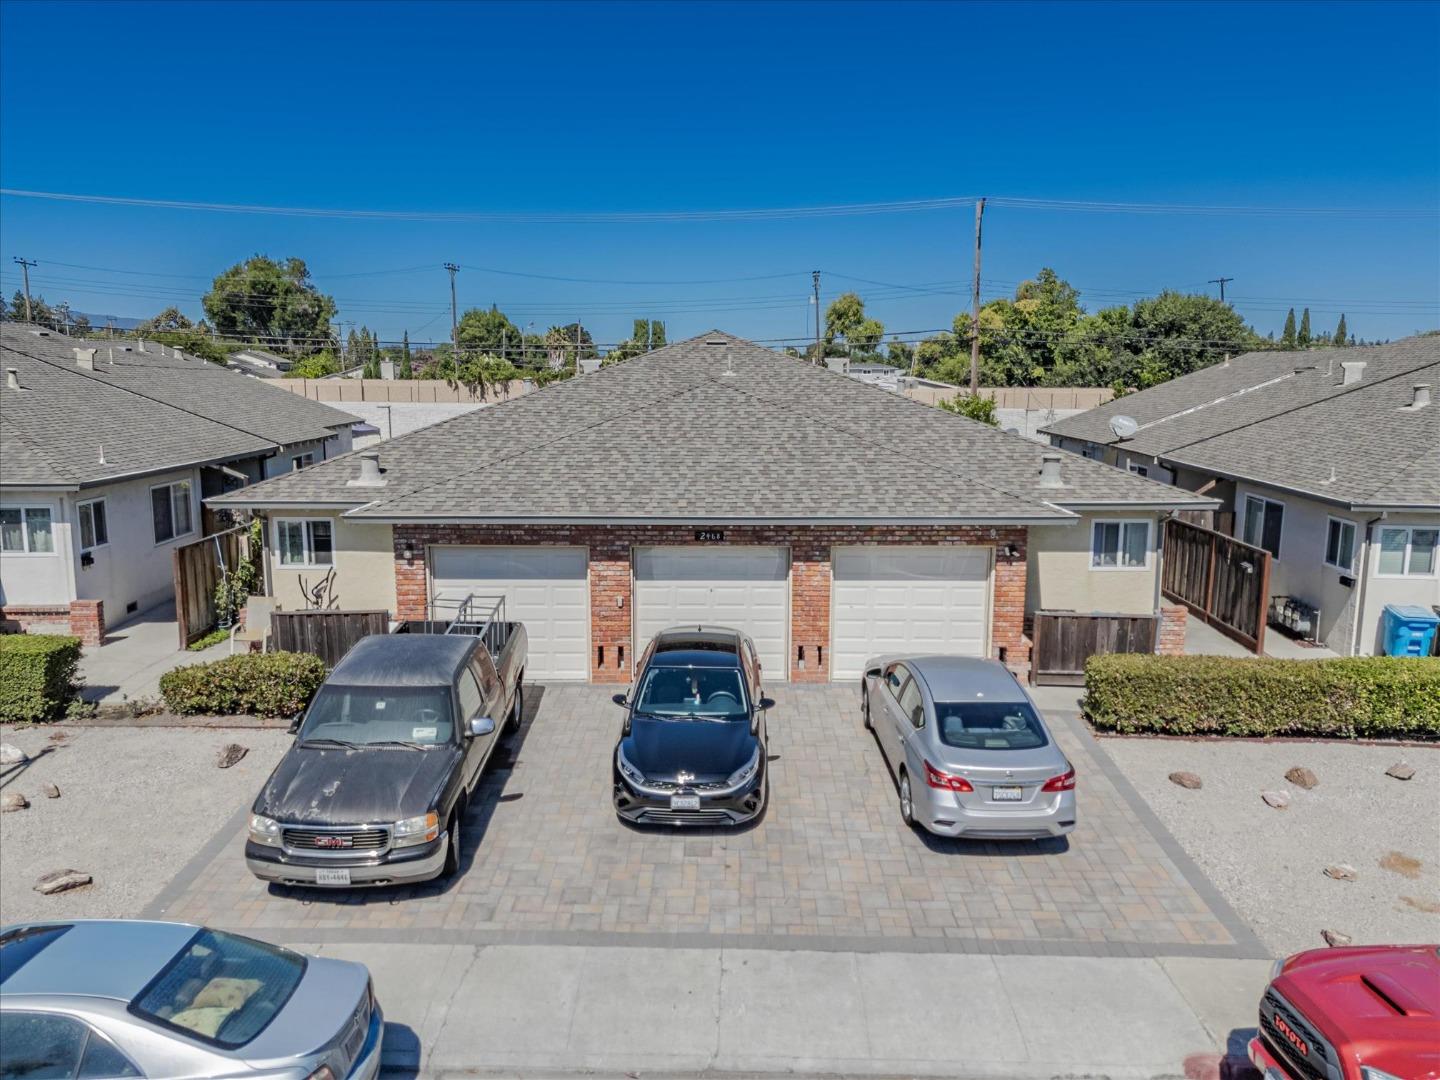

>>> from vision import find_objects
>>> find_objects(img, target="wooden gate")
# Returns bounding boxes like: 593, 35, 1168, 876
173, 525, 250, 648
1162, 517, 1270, 653
1031, 611, 1159, 685
271, 609, 390, 667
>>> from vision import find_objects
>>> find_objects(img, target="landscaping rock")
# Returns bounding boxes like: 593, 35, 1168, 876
41, 782, 60, 799
1168, 771, 1203, 790
1261, 790, 1291, 810
1285, 766, 1319, 790
1385, 761, 1416, 781
1321, 928, 1352, 947
0, 743, 28, 765
34, 869, 92, 895
1, 792, 29, 813
1323, 864, 1357, 882
216, 743, 249, 769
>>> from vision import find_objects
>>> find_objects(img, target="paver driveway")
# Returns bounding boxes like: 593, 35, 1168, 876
150, 685, 1260, 957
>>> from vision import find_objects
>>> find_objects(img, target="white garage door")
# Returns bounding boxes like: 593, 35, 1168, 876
633, 546, 790, 680
430, 545, 589, 681
830, 546, 992, 681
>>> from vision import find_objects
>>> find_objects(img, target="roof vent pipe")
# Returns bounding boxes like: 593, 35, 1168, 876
137, 338, 147, 353
1038, 453, 1065, 489
346, 450, 387, 488
1405, 383, 1431, 410
74, 347, 97, 370
5, 368, 19, 391
1340, 360, 1366, 385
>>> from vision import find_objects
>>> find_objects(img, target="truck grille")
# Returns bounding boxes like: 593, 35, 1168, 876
1259, 990, 1331, 1080
283, 828, 389, 851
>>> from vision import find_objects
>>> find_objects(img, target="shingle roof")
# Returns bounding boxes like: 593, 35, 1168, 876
211, 331, 1212, 523
1040, 336, 1440, 510
1, 323, 360, 489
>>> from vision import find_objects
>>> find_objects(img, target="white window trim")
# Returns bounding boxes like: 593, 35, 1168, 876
1125, 460, 1150, 478
273, 517, 335, 570
1089, 518, 1153, 571
1374, 525, 1440, 578
0, 504, 58, 557
149, 479, 195, 546
1242, 493, 1285, 559
77, 497, 110, 553
1322, 515, 1356, 573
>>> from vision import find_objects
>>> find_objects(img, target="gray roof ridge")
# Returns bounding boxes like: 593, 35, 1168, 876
0, 415, 76, 485
1134, 368, 1304, 433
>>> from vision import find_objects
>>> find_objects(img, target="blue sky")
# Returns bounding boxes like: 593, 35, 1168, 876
2, 0, 1436, 347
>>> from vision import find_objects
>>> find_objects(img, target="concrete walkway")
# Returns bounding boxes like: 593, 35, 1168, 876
78, 602, 229, 706
1184, 613, 1339, 659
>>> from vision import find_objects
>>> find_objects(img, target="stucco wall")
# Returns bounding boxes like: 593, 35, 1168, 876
264, 511, 396, 613
1026, 512, 1161, 615
1358, 510, 1440, 655
0, 490, 73, 606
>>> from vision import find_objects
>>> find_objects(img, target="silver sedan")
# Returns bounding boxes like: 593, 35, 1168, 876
0, 920, 382, 1079
862, 655, 1076, 839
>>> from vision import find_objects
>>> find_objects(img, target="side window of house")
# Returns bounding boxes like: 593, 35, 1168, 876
1091, 520, 1150, 569
897, 677, 925, 728
457, 669, 484, 721
77, 499, 108, 551
1378, 526, 1439, 576
1242, 495, 1283, 559
0, 506, 55, 553
151, 480, 194, 544
275, 519, 334, 567
1324, 518, 1356, 571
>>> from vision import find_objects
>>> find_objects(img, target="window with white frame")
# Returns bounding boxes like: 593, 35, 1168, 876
291, 452, 316, 472
0, 506, 55, 553
1323, 517, 1356, 572
1091, 519, 1151, 569
1377, 526, 1438, 577
275, 518, 334, 567
150, 480, 194, 544
1242, 494, 1284, 559
77, 498, 109, 551
1125, 460, 1150, 478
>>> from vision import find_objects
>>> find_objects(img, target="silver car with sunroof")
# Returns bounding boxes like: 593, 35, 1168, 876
862, 655, 1076, 839
0, 919, 382, 1079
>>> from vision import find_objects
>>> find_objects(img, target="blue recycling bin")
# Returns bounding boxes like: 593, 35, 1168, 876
1381, 604, 1439, 657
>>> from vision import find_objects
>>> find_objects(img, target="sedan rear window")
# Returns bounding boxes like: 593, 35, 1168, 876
935, 702, 1049, 751
129, 929, 305, 1049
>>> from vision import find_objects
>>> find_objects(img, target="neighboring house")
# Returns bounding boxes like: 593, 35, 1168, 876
226, 347, 294, 379
0, 323, 360, 642
210, 331, 1213, 684
1042, 337, 1440, 655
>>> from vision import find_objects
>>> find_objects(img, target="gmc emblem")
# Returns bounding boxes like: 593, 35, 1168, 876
1274, 1015, 1309, 1058
314, 835, 352, 849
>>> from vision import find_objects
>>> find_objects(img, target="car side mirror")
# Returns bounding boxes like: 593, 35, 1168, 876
611, 693, 629, 707
467, 715, 496, 737
759, 697, 776, 711
287, 717, 302, 735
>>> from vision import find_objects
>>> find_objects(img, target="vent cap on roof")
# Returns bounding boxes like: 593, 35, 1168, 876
346, 450, 386, 488
704, 338, 727, 346
1401, 383, 1431, 411
73, 347, 97, 371
5, 367, 21, 391
1340, 360, 1366, 385
1038, 453, 1066, 489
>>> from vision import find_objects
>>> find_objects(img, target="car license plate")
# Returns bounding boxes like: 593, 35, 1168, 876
991, 786, 1024, 802
670, 795, 701, 811
315, 867, 352, 885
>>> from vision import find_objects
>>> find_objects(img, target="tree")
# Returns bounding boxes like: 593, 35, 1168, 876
938, 392, 999, 425
136, 307, 194, 334
1333, 313, 1348, 348
456, 305, 522, 361
887, 337, 914, 370
824, 292, 885, 357
202, 256, 337, 353
1298, 307, 1312, 347
604, 318, 669, 364
1281, 308, 1297, 348
290, 352, 340, 379
399, 330, 414, 378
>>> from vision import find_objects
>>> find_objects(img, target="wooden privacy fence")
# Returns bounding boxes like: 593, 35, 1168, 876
1031, 611, 1159, 685
173, 525, 250, 648
1162, 517, 1270, 654
270, 609, 390, 667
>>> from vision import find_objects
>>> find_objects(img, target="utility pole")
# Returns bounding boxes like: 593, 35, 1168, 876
812, 270, 822, 364
1208, 276, 1234, 303
12, 257, 37, 322
969, 198, 986, 394
574, 319, 583, 375
443, 263, 460, 360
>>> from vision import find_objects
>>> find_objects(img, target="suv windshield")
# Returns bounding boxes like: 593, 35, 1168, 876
935, 701, 1049, 751
635, 666, 748, 720
129, 929, 305, 1049
299, 684, 454, 747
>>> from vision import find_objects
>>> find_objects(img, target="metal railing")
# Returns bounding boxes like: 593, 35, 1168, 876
424, 593, 509, 655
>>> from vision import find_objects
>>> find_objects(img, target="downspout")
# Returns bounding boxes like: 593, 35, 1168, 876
259, 512, 274, 599
1349, 512, 1387, 656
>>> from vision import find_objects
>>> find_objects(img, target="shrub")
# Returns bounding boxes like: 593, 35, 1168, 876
0, 634, 83, 723
160, 651, 326, 717
1084, 653, 1440, 740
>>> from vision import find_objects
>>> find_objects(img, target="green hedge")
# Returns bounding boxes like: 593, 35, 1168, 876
160, 651, 326, 718
0, 634, 83, 723
1084, 653, 1440, 740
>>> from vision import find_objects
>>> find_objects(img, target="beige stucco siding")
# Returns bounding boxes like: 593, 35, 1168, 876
1026, 512, 1161, 615
264, 512, 396, 614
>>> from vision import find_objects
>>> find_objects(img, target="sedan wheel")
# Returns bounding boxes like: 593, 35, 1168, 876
898, 770, 915, 827
862, 685, 873, 731
443, 811, 462, 877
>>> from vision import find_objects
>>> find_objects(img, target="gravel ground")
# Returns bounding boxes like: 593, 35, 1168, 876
0, 725, 290, 924
1101, 736, 1440, 956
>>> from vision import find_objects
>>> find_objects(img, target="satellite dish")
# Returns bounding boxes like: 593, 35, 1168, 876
1109, 414, 1139, 440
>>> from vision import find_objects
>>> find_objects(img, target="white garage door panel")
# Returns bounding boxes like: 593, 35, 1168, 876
634, 546, 789, 680
430, 546, 589, 681
831, 546, 991, 680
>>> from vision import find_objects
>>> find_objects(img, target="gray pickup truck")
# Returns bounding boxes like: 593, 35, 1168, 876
245, 615, 527, 888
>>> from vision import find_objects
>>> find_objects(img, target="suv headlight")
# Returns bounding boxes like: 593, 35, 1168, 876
727, 748, 761, 788
616, 747, 646, 786
248, 814, 282, 847
393, 812, 439, 848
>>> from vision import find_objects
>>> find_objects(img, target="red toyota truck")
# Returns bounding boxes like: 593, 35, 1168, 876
1249, 944, 1440, 1080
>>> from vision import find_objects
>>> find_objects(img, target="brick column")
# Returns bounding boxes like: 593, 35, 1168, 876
789, 538, 831, 683
393, 526, 428, 621
68, 599, 104, 646
992, 528, 1030, 677
588, 535, 632, 684
1157, 604, 1187, 654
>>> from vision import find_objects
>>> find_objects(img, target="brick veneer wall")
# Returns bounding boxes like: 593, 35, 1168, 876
1157, 604, 1187, 655
392, 523, 1029, 684
0, 600, 104, 646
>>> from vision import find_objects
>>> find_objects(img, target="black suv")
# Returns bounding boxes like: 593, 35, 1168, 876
612, 626, 773, 826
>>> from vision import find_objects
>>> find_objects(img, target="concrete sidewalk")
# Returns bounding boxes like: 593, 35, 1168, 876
78, 601, 228, 706
301, 941, 1269, 1079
